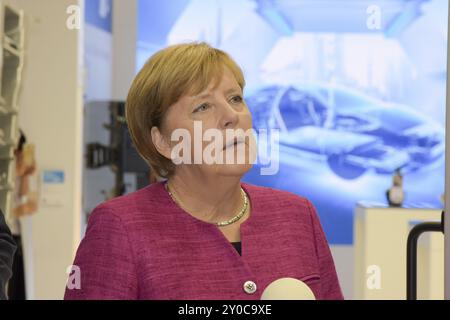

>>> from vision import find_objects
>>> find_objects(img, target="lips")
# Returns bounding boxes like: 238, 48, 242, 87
223, 137, 246, 150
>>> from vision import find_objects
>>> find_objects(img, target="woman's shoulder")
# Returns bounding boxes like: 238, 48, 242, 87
242, 182, 317, 222
242, 182, 313, 209
88, 181, 167, 221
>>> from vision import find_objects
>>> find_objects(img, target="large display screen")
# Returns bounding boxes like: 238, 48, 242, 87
137, 0, 448, 244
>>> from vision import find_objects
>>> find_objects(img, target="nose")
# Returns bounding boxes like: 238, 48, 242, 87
219, 99, 239, 129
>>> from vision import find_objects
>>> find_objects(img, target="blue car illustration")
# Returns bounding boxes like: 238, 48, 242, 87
246, 84, 445, 179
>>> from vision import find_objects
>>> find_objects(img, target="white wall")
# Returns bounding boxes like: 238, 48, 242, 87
111, 0, 136, 101
5, 0, 83, 299
331, 245, 354, 299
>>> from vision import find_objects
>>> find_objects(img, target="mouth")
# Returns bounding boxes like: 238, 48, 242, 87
223, 137, 246, 150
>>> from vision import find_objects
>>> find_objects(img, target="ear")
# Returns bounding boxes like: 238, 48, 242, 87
151, 126, 172, 160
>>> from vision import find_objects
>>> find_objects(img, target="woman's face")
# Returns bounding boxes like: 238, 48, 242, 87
153, 67, 255, 178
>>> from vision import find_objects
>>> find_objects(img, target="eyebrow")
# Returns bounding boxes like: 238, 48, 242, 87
191, 92, 211, 100
190, 87, 242, 101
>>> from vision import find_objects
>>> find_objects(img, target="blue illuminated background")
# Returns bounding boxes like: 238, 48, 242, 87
137, 0, 448, 244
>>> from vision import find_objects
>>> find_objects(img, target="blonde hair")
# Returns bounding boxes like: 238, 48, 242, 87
125, 42, 246, 179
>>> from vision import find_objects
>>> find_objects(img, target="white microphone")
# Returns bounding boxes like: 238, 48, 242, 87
261, 277, 316, 300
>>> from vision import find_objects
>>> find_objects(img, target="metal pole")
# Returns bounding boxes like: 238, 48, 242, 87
407, 218, 443, 300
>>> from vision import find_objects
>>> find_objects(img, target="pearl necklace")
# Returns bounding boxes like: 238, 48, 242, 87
165, 182, 248, 227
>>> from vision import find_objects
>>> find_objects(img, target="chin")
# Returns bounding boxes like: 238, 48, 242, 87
215, 162, 253, 177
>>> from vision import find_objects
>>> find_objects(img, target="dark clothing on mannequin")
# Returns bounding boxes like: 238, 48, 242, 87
7, 235, 25, 300
0, 210, 17, 300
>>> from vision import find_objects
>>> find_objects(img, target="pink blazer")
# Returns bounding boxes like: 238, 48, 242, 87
64, 181, 343, 300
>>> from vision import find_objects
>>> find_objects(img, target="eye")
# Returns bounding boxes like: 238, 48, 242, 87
193, 103, 210, 113
230, 95, 243, 104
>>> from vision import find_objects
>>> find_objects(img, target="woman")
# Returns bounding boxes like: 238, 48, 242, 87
64, 42, 343, 300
